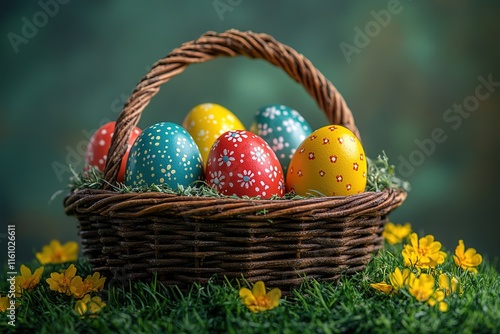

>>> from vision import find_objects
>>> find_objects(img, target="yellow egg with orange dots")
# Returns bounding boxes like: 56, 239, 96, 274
182, 103, 245, 164
285, 125, 367, 196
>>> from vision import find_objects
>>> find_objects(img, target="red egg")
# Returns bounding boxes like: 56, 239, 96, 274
85, 121, 141, 182
206, 130, 285, 199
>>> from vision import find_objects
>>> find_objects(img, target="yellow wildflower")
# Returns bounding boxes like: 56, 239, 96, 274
75, 294, 106, 317
372, 267, 411, 295
370, 282, 393, 294
438, 273, 459, 297
407, 272, 435, 302
389, 267, 410, 291
454, 240, 482, 274
402, 233, 447, 269
408, 272, 448, 312
46, 264, 82, 296
428, 290, 449, 312
36, 240, 78, 265
239, 281, 281, 313
383, 222, 412, 245
71, 272, 106, 299
15, 264, 44, 296
0, 295, 9, 313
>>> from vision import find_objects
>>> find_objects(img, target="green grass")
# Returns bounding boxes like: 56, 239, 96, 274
1, 243, 499, 334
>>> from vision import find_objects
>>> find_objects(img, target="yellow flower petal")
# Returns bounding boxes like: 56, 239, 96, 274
63, 241, 78, 256
408, 273, 435, 302
86, 272, 106, 292
455, 240, 465, 257
383, 222, 412, 244
371, 282, 393, 294
0, 295, 9, 313
20, 264, 31, 278
252, 281, 266, 298
66, 264, 77, 278
439, 301, 449, 312
239, 281, 281, 313
239, 287, 256, 306
267, 288, 281, 309
75, 300, 88, 316
46, 277, 60, 291
36, 240, 79, 265
467, 267, 478, 274
402, 234, 447, 269
46, 264, 79, 295
454, 240, 482, 273
33, 266, 44, 280
389, 268, 400, 287
15, 265, 44, 296
75, 294, 105, 317
410, 233, 418, 248
432, 290, 445, 302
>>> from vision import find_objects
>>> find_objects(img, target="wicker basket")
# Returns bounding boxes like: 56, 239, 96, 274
64, 29, 407, 290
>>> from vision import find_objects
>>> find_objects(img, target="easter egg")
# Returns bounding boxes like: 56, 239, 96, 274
206, 130, 285, 199
182, 103, 245, 164
250, 104, 312, 174
286, 125, 367, 197
125, 122, 203, 189
85, 121, 141, 182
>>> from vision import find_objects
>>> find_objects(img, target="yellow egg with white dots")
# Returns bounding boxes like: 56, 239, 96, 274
182, 103, 245, 163
285, 125, 367, 197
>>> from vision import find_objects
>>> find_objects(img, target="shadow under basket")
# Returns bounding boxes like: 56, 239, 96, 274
64, 29, 407, 290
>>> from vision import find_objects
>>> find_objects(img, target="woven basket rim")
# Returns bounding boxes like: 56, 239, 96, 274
65, 187, 406, 221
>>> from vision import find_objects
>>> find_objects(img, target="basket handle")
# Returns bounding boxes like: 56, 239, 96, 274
103, 29, 359, 188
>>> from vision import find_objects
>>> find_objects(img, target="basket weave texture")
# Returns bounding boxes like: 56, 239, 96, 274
64, 29, 407, 289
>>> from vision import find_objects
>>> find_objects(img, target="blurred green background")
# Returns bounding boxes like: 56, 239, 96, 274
1, 1, 499, 269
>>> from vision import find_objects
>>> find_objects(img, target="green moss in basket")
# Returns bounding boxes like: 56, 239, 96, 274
68, 165, 105, 192
69, 151, 409, 197
365, 151, 411, 192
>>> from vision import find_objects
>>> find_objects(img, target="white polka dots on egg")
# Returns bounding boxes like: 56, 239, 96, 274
182, 103, 245, 164
249, 104, 312, 175
124, 122, 203, 189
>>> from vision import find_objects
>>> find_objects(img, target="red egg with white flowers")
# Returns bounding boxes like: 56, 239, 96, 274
85, 121, 141, 182
206, 130, 285, 199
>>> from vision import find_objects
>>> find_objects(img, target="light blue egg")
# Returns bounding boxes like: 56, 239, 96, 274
125, 122, 203, 189
250, 104, 312, 174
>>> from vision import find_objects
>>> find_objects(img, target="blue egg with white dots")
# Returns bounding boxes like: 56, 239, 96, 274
250, 104, 312, 175
125, 122, 204, 189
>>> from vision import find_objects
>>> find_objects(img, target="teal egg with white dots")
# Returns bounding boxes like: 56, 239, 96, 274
250, 104, 312, 174
125, 122, 204, 189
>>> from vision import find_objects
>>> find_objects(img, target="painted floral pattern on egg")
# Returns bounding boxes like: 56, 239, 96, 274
182, 103, 245, 164
206, 130, 285, 199
250, 104, 312, 175
125, 122, 203, 189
